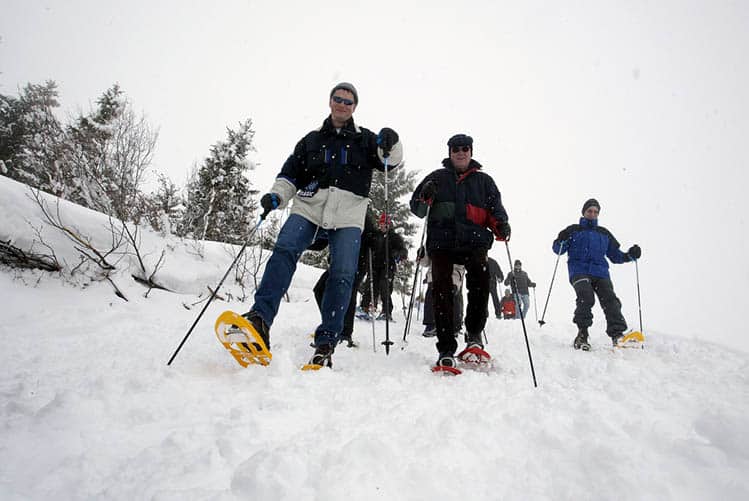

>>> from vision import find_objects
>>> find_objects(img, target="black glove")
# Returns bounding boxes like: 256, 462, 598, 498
627, 244, 641, 260
377, 127, 399, 157
260, 193, 280, 214
420, 180, 438, 202
416, 246, 426, 260
494, 221, 511, 241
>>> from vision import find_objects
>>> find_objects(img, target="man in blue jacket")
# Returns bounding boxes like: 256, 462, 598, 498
552, 198, 641, 350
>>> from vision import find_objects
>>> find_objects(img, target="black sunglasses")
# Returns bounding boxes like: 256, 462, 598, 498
451, 146, 471, 153
332, 95, 355, 106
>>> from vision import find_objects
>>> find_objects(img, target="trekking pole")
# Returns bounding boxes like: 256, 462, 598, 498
167, 211, 269, 365
368, 248, 377, 353
532, 287, 539, 323
538, 248, 563, 327
416, 267, 424, 321
503, 241, 538, 388
400, 287, 407, 320
635, 259, 643, 333
403, 204, 431, 343
381, 157, 394, 354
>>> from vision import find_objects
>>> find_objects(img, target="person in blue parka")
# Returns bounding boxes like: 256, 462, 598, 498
552, 198, 641, 350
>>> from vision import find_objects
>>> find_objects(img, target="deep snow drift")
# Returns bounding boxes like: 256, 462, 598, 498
1, 176, 748, 500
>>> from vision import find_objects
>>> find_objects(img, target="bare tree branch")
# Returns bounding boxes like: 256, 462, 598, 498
0, 239, 61, 271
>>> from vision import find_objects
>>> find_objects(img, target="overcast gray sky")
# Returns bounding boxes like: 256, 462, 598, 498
2, 0, 749, 352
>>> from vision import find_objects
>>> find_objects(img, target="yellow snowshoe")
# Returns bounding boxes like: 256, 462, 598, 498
214, 310, 272, 367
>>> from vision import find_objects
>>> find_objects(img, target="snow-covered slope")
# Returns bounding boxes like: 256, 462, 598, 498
1, 176, 748, 500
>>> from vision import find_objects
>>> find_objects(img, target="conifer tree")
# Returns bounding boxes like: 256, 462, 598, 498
0, 81, 66, 194
179, 119, 258, 244
64, 84, 157, 220
368, 164, 418, 295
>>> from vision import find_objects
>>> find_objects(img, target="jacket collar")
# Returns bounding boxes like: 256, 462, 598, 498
441, 158, 483, 182
579, 217, 598, 228
320, 115, 360, 137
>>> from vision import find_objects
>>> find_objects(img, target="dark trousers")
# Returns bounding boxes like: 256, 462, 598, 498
571, 275, 627, 337
431, 248, 489, 355
314, 269, 364, 340
360, 275, 372, 309
489, 281, 501, 316
422, 282, 463, 331
374, 268, 394, 316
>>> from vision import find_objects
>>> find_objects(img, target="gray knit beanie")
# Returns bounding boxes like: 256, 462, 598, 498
330, 82, 358, 104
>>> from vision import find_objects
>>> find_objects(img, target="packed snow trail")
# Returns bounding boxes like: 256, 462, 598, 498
2, 272, 748, 500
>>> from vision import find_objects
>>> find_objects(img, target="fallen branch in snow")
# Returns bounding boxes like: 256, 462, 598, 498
0, 239, 62, 272
181, 286, 223, 310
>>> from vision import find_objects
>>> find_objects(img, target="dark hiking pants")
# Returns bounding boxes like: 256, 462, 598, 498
489, 281, 501, 317
571, 275, 627, 337
431, 248, 489, 356
423, 282, 463, 331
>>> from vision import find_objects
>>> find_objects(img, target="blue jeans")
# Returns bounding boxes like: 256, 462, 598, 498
251, 214, 361, 347
515, 293, 530, 318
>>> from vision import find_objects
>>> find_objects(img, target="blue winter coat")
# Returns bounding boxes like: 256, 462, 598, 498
552, 217, 630, 280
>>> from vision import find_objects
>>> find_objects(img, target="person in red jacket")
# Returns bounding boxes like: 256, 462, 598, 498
499, 289, 517, 319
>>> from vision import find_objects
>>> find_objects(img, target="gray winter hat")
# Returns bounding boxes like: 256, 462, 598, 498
330, 82, 358, 104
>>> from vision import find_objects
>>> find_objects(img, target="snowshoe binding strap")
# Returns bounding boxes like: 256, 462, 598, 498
457, 345, 492, 365
215, 311, 272, 367
614, 331, 645, 349
301, 346, 334, 371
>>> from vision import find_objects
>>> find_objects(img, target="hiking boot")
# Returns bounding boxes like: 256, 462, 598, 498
573, 328, 590, 351
464, 331, 484, 350
422, 326, 437, 337
435, 353, 456, 369
241, 311, 270, 349
611, 333, 624, 347
339, 335, 358, 348
309, 344, 334, 368
376, 312, 394, 322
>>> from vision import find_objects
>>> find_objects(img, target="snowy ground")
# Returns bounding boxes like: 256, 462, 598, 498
2, 176, 749, 500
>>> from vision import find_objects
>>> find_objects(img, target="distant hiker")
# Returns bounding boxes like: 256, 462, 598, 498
504, 259, 535, 319
372, 213, 408, 321
242, 82, 403, 367
419, 251, 465, 338
499, 289, 517, 319
410, 133, 509, 370
487, 256, 504, 319
312, 210, 379, 347
552, 198, 641, 350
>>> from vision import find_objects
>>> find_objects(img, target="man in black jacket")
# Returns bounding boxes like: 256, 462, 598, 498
372, 214, 408, 321
410, 134, 510, 370
242, 82, 403, 368
487, 257, 504, 319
